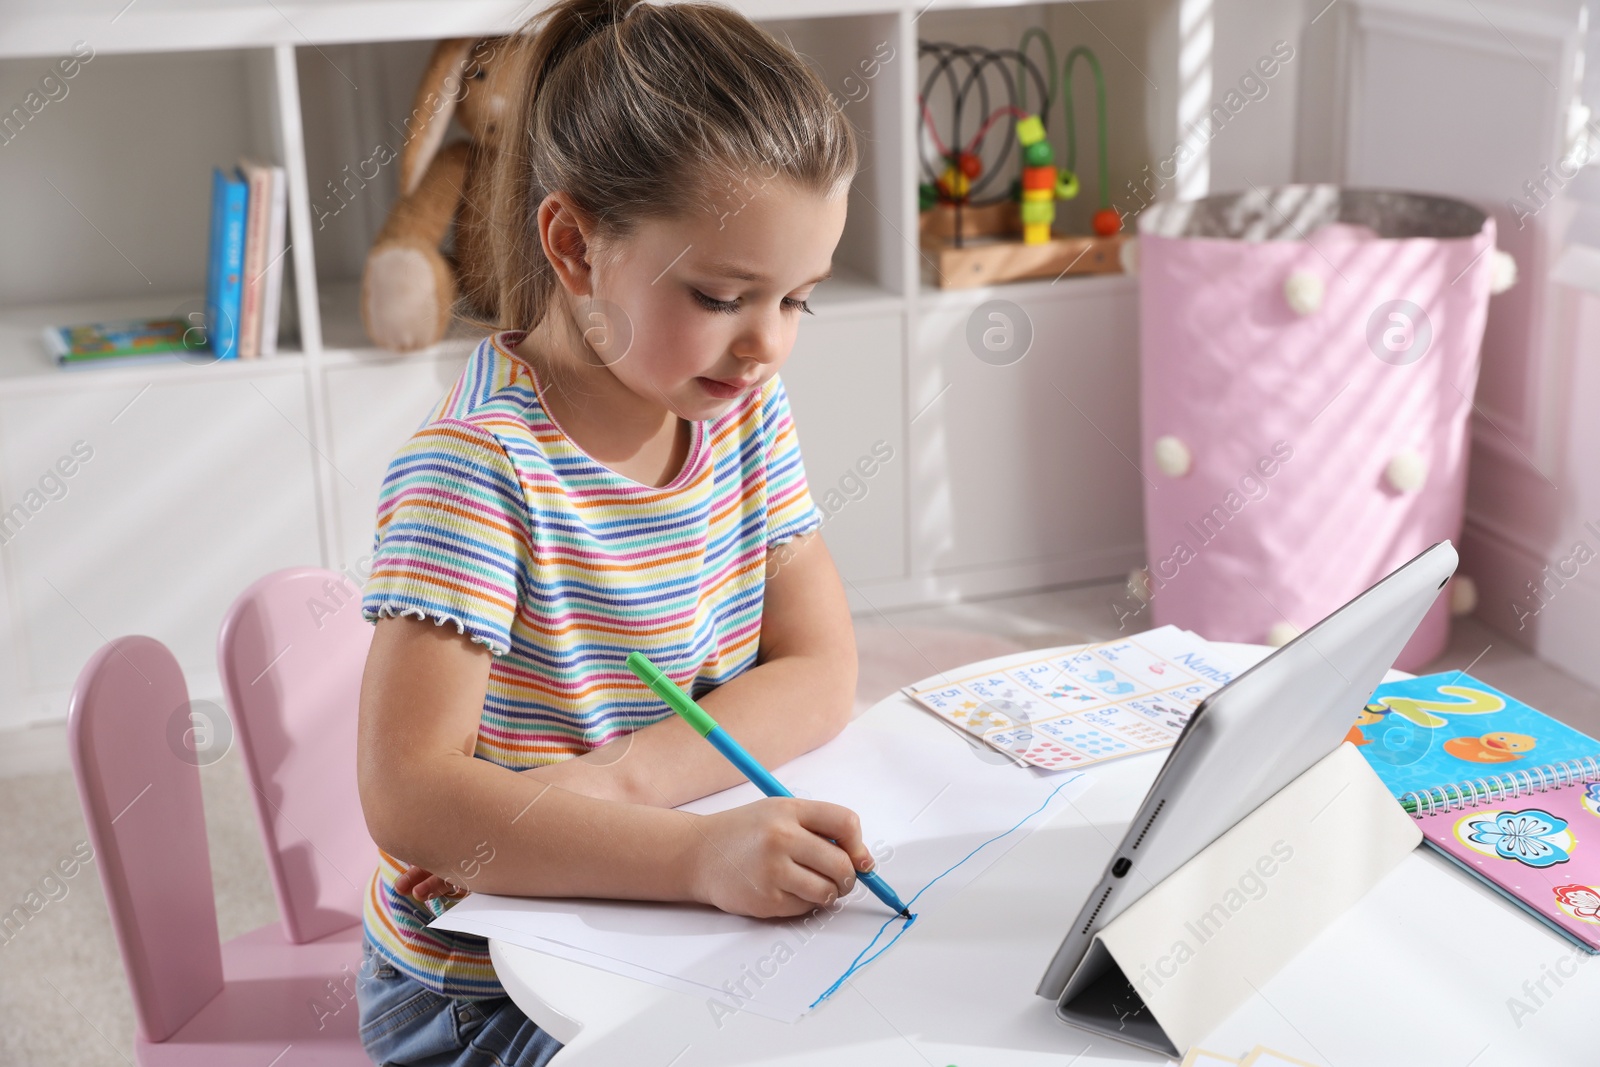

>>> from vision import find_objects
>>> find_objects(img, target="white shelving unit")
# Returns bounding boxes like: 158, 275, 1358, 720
0, 0, 1281, 730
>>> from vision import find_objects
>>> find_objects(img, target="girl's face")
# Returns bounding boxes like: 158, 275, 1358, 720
586, 178, 848, 421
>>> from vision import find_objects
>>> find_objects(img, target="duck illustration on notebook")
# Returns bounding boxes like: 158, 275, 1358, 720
1349, 673, 1599, 799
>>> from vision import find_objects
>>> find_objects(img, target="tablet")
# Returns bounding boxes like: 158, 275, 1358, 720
1036, 540, 1458, 1050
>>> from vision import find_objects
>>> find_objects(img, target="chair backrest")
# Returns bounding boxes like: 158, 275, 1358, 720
68, 635, 225, 1043
218, 567, 378, 944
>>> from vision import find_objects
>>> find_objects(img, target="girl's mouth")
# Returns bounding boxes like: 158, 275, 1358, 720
697, 376, 757, 399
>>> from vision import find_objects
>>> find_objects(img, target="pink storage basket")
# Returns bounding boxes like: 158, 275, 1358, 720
1134, 185, 1497, 669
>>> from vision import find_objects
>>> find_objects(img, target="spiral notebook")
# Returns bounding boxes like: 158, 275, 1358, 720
1352, 672, 1600, 953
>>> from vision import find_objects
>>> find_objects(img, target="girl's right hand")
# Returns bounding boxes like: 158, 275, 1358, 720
686, 797, 875, 918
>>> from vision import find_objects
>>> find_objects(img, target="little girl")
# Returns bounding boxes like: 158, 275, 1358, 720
353, 1, 876, 1063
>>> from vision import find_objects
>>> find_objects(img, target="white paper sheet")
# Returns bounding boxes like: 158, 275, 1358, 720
431, 717, 1091, 1021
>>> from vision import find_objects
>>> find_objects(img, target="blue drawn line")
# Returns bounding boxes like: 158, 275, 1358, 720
808, 772, 1085, 1008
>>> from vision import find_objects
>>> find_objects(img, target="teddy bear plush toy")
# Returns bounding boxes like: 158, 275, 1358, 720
361, 36, 519, 352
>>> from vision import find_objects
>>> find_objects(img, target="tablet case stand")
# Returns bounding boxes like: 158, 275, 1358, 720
1053, 742, 1421, 1056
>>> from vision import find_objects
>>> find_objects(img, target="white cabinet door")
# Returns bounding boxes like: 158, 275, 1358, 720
779, 312, 906, 584
321, 350, 473, 569
912, 281, 1143, 577
0, 370, 322, 701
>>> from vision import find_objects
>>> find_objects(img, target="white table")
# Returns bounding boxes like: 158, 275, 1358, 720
490, 643, 1600, 1066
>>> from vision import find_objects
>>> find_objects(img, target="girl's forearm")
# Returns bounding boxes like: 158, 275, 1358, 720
368, 750, 704, 900
538, 651, 855, 810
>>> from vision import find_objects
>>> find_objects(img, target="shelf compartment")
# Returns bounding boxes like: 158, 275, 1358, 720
914, 2, 1153, 245
0, 292, 306, 391
0, 47, 303, 352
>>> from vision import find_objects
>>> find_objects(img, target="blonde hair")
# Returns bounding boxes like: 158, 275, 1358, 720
465, 0, 858, 354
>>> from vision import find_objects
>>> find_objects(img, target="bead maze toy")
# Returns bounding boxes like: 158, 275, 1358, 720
918, 32, 1124, 289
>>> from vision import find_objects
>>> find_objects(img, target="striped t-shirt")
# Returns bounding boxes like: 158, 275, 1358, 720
359, 330, 823, 999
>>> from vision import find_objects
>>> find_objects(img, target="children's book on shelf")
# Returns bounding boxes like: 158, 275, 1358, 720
41, 318, 205, 369
205, 164, 248, 360
235, 157, 288, 358
1351, 672, 1600, 953
901, 624, 1242, 771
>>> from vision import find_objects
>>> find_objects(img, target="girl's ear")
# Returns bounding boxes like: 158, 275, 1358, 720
540, 192, 597, 295
400, 37, 477, 199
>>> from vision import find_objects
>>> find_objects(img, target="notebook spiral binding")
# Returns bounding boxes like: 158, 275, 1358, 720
1401, 755, 1600, 816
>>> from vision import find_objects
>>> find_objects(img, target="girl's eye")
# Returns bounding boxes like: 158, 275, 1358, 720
692, 290, 740, 314
692, 290, 814, 316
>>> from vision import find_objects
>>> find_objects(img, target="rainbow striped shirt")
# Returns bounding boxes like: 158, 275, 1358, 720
359, 331, 822, 999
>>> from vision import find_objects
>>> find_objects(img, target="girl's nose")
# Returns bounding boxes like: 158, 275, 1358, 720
732, 312, 786, 365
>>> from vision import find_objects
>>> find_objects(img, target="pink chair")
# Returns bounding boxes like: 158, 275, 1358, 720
217, 567, 379, 944
69, 635, 369, 1065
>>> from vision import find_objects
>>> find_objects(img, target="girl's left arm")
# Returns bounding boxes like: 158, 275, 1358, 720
539, 528, 857, 809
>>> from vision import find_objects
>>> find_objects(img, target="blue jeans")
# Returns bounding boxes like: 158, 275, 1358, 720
356, 937, 564, 1066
